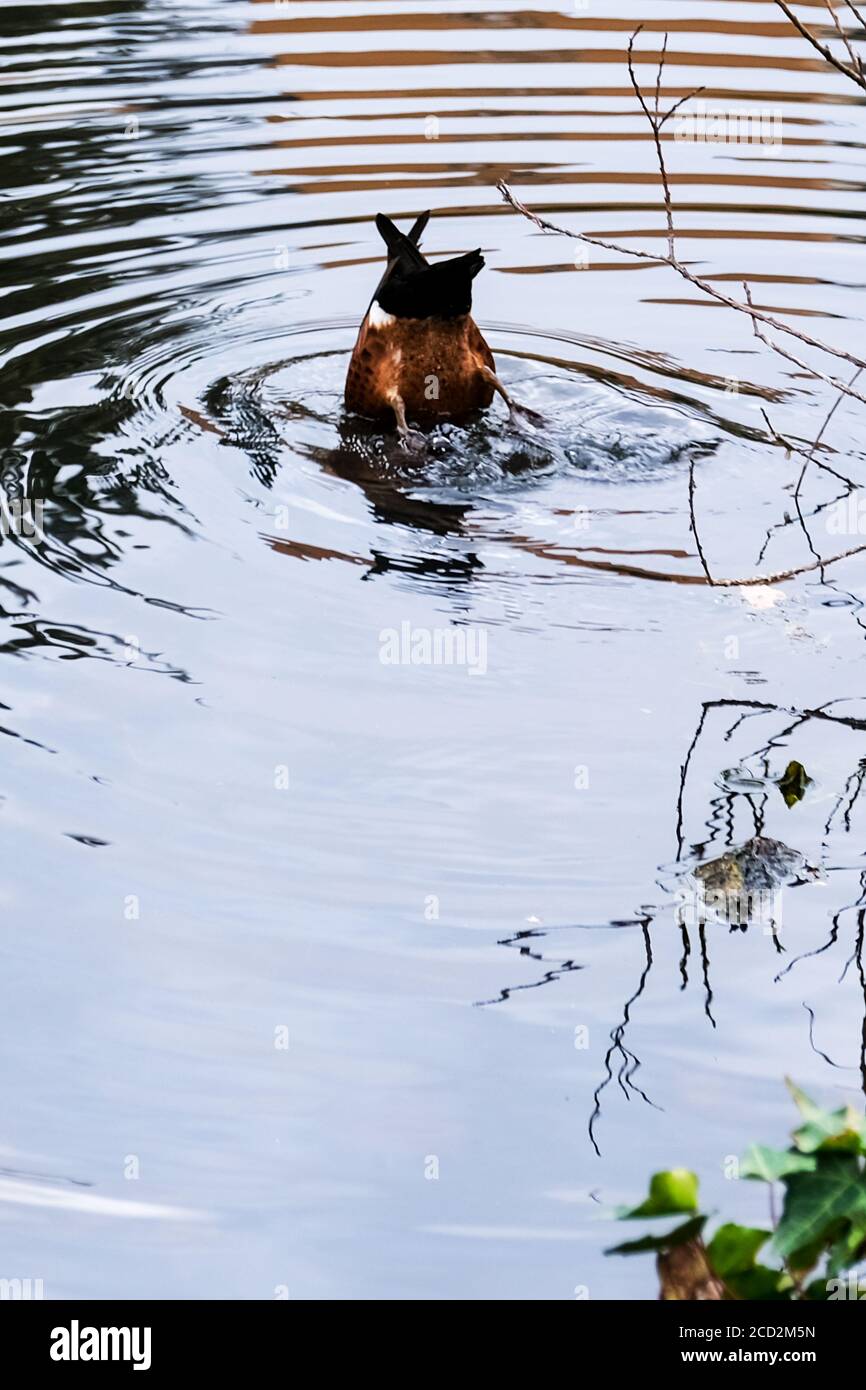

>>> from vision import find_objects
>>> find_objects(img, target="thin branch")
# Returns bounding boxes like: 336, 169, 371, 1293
661, 88, 707, 128
497, 182, 866, 375
843, 0, 866, 46
793, 366, 863, 503
701, 542, 866, 587
499, 23, 866, 594
757, 409, 857, 492
825, 0, 863, 75
753, 367, 863, 575
628, 27, 675, 260
508, 532, 866, 587
501, 28, 866, 374
755, 476, 852, 566
743, 283, 866, 407
654, 30, 667, 124
774, 0, 866, 91
688, 459, 714, 583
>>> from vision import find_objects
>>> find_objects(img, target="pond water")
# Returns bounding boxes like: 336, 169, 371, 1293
1, 0, 865, 1299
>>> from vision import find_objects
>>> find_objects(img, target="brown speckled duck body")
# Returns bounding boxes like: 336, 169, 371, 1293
345, 212, 504, 436
346, 308, 495, 425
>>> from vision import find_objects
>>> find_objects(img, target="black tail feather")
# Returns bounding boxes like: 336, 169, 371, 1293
406, 210, 430, 247
371, 212, 482, 319
368, 212, 430, 312
375, 212, 428, 269
377, 247, 484, 321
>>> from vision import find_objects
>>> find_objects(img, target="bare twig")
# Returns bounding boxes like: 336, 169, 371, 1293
743, 283, 866, 407
499, 22, 866, 592
500, 19, 866, 376
774, 0, 866, 91
754, 381, 859, 566
628, 27, 676, 260
843, 0, 866, 46
654, 30, 667, 124
497, 182, 866, 375
792, 366, 863, 502
755, 481, 850, 566
508, 533, 866, 587
825, 0, 863, 75
758, 412, 857, 491
714, 543, 866, 586
688, 459, 714, 583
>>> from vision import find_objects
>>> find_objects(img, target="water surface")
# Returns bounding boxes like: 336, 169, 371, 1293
2, 0, 866, 1298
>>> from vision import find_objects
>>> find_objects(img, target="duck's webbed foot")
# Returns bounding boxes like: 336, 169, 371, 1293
389, 393, 426, 452
479, 366, 545, 430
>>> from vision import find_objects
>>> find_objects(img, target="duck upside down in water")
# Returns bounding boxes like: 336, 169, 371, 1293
344, 211, 541, 443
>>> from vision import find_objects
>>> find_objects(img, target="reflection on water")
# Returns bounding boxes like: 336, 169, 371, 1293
1, 0, 865, 1298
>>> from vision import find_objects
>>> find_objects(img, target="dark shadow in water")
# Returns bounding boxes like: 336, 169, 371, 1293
474, 927, 585, 1007
307, 419, 479, 541
202, 374, 490, 581
476, 696, 866, 1155
0, 2, 240, 644
206, 364, 613, 587
587, 917, 661, 1156
208, 342, 731, 594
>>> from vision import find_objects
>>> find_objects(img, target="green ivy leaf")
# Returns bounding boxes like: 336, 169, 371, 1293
786, 1080, 866, 1154
607, 1214, 706, 1256
774, 1155, 866, 1259
777, 761, 811, 808
727, 1266, 790, 1301
740, 1144, 816, 1182
804, 1276, 833, 1301
706, 1222, 770, 1278
618, 1168, 700, 1220
786, 1234, 831, 1277
826, 1219, 866, 1278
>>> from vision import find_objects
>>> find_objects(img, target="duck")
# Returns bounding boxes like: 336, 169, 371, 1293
344, 211, 540, 443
